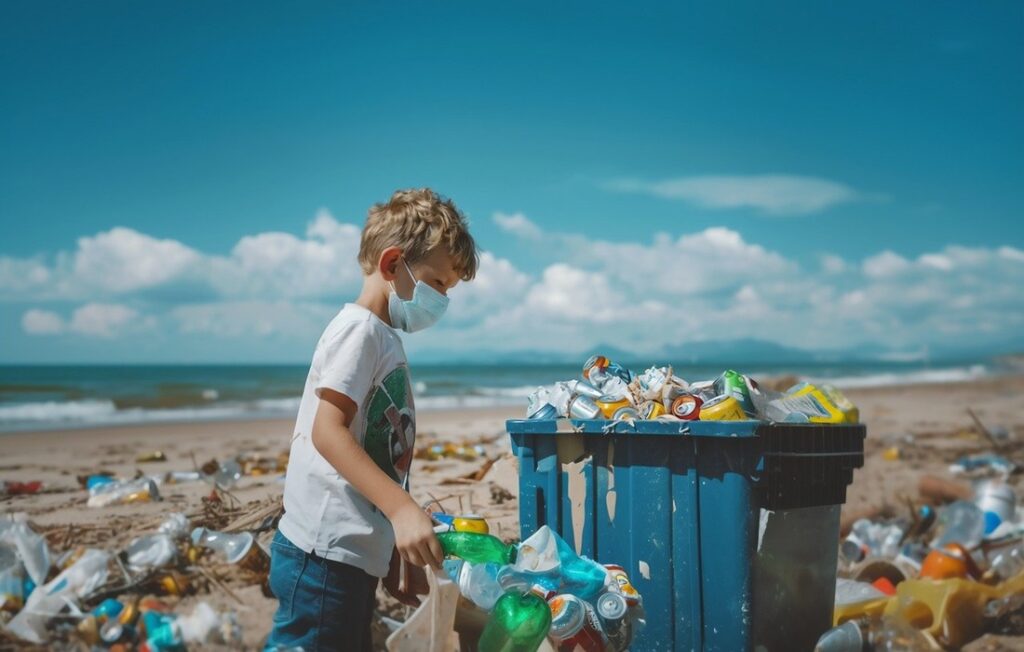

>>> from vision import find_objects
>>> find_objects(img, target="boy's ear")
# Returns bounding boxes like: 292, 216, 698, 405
378, 246, 403, 281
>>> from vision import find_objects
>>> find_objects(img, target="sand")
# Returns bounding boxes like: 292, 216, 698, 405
2, 378, 1023, 649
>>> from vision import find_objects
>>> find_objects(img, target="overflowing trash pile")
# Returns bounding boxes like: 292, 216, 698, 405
0, 452, 286, 650
527, 355, 859, 424
434, 514, 643, 651
818, 474, 1024, 650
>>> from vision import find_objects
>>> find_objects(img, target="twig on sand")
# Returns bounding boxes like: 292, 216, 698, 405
195, 565, 244, 606
967, 408, 1003, 452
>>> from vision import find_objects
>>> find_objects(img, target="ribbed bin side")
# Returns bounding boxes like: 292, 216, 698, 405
508, 420, 865, 652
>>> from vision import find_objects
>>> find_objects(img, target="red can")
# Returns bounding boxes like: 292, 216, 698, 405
670, 394, 703, 420
548, 593, 608, 651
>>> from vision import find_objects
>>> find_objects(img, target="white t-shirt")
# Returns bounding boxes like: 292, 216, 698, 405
278, 303, 416, 577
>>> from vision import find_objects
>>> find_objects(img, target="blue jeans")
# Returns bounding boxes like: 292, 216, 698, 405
264, 530, 378, 652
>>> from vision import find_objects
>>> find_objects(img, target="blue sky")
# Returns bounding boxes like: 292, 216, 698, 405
1, 2, 1022, 363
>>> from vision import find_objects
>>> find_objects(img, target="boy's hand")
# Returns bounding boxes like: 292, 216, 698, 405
384, 547, 430, 607
390, 501, 444, 570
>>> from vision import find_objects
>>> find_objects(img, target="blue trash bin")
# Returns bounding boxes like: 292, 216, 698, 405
507, 418, 865, 652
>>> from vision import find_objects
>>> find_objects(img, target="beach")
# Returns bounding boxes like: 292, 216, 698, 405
3, 377, 1024, 649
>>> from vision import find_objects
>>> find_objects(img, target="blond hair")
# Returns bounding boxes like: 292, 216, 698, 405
358, 188, 479, 281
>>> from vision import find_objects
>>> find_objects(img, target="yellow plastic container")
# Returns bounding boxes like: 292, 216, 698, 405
833, 595, 891, 625
835, 571, 1024, 648
788, 383, 859, 424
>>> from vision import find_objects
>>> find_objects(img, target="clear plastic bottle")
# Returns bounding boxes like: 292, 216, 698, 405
190, 527, 257, 565
125, 533, 177, 573
932, 500, 985, 549
815, 617, 934, 652
87, 477, 161, 508
986, 541, 1024, 582
0, 544, 24, 612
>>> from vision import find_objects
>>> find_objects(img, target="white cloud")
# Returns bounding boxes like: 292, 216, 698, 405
607, 175, 860, 215
522, 264, 626, 323
444, 251, 530, 323
0, 257, 52, 297
22, 309, 64, 335
74, 227, 202, 293
0, 210, 364, 302
5, 207, 1024, 357
998, 246, 1024, 263
863, 251, 910, 278
919, 253, 953, 271
578, 227, 794, 296
68, 303, 139, 337
820, 254, 848, 274
21, 304, 140, 337
493, 212, 543, 240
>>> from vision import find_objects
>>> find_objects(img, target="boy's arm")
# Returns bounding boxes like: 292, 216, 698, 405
311, 388, 443, 570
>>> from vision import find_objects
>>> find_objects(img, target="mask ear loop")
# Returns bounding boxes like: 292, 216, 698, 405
389, 256, 415, 298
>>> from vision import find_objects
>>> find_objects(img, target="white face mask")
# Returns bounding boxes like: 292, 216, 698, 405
387, 259, 449, 333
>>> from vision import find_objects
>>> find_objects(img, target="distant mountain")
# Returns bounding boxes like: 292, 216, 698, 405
409, 336, 1024, 366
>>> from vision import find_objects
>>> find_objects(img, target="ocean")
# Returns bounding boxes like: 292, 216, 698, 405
0, 358, 1008, 433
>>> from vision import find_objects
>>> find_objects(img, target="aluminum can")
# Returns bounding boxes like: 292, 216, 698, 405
612, 406, 639, 421
699, 394, 747, 421
604, 564, 641, 607
595, 396, 631, 418
528, 403, 558, 420
548, 593, 608, 651
570, 379, 605, 400
638, 400, 666, 420
670, 394, 703, 420
715, 370, 757, 417
568, 395, 602, 420
596, 591, 632, 651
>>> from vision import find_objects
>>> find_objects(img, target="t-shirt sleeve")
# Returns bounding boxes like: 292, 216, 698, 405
314, 321, 381, 410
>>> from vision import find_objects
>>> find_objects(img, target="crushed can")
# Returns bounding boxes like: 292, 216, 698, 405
670, 394, 702, 420
528, 403, 558, 420
714, 370, 758, 417
568, 395, 602, 420
596, 591, 632, 651
548, 593, 609, 651
595, 396, 632, 419
612, 406, 639, 421
699, 394, 747, 421
569, 379, 605, 400
638, 400, 666, 420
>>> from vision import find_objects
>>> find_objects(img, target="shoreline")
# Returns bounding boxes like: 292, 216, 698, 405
2, 373, 1020, 439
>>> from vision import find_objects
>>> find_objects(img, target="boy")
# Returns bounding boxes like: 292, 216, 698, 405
265, 189, 479, 651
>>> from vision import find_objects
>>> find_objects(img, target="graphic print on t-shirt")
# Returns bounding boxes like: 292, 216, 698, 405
362, 365, 416, 484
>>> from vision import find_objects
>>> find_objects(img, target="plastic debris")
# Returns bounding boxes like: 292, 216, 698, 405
6, 548, 111, 643
434, 523, 643, 651
2, 480, 44, 495
523, 354, 859, 424
125, 533, 178, 573
950, 453, 1016, 477
415, 442, 487, 461
87, 476, 161, 508
0, 513, 51, 586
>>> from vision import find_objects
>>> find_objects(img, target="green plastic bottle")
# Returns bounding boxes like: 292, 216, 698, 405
478, 590, 552, 652
437, 531, 517, 565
